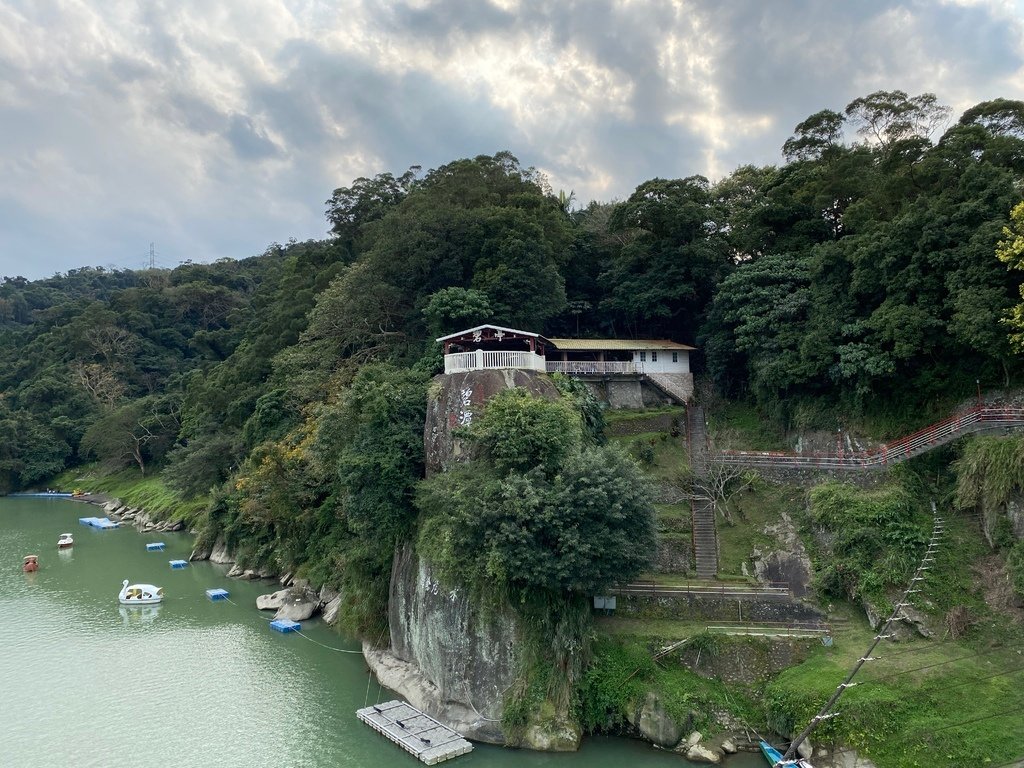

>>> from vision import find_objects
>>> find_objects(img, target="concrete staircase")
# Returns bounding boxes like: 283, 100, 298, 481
687, 406, 718, 579
646, 372, 694, 405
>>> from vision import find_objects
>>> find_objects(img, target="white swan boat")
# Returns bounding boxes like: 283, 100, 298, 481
118, 579, 164, 605
57, 533, 74, 549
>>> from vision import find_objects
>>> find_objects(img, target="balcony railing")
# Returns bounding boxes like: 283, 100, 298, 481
545, 360, 639, 375
443, 350, 547, 374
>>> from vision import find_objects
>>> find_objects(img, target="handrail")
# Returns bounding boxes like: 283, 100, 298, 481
613, 579, 791, 596
545, 360, 639, 374
716, 405, 1024, 470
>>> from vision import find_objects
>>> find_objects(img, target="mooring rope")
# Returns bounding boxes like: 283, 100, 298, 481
223, 595, 272, 620
366, 624, 389, 708
460, 679, 502, 723
295, 629, 363, 654
222, 595, 363, 653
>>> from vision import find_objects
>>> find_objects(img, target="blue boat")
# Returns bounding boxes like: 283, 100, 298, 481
759, 740, 814, 767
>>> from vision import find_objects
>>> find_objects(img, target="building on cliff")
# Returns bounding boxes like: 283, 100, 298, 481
437, 324, 695, 405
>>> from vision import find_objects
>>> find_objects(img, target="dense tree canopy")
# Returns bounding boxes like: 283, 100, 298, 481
416, 388, 655, 596
1, 103, 1023, 599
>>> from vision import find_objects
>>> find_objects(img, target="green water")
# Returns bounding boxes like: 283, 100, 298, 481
2, 497, 763, 768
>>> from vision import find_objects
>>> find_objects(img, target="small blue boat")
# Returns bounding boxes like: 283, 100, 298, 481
759, 740, 814, 767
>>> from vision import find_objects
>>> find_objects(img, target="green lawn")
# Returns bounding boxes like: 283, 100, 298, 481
603, 405, 686, 426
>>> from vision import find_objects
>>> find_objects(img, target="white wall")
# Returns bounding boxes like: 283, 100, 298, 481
631, 349, 690, 374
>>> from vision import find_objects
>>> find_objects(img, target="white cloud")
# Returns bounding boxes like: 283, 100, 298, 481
0, 0, 1023, 278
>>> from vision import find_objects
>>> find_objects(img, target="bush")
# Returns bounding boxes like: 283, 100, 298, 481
808, 480, 928, 602
417, 387, 656, 596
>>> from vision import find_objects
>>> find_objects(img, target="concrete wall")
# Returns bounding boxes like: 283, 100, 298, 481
673, 636, 818, 686
580, 377, 677, 410
612, 592, 826, 624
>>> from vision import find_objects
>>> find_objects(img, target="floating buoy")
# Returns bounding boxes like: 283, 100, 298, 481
206, 588, 229, 601
169, 559, 188, 569
78, 517, 118, 529
270, 619, 300, 633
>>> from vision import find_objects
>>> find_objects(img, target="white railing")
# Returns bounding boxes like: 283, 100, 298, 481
443, 350, 547, 374
545, 361, 639, 375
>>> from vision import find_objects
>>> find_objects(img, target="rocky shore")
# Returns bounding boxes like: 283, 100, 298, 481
97, 498, 340, 626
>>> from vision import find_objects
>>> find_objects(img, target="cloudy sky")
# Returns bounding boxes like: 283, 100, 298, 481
2, 0, 1024, 279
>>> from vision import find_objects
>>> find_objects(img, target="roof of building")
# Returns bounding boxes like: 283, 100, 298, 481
548, 338, 696, 351
436, 324, 547, 343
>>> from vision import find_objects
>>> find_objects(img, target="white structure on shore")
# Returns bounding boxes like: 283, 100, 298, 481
436, 324, 695, 403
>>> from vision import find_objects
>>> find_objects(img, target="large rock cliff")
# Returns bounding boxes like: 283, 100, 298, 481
366, 543, 520, 743
365, 369, 581, 749
424, 368, 561, 475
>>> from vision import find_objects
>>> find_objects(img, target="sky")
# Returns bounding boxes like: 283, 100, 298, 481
2, 0, 1024, 280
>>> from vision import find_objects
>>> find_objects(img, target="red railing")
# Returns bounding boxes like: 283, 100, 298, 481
717, 405, 1024, 469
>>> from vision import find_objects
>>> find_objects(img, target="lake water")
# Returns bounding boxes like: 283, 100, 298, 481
1, 497, 763, 767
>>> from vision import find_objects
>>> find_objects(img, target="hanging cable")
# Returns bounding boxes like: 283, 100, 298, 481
781, 503, 946, 762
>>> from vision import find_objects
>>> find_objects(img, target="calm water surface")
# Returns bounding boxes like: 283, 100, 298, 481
1, 497, 763, 768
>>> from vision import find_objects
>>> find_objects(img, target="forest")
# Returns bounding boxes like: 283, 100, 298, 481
2, 90, 1024, 632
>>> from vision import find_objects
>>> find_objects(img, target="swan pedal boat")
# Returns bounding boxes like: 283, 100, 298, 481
118, 579, 164, 605
57, 533, 74, 549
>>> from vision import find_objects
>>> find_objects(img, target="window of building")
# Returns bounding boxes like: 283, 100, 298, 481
639, 351, 646, 362
651, 351, 658, 362
672, 351, 678, 363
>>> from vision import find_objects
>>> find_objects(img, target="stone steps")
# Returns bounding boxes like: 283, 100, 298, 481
687, 405, 718, 579
645, 372, 694, 405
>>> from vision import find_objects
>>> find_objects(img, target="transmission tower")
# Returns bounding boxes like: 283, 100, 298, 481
148, 243, 156, 270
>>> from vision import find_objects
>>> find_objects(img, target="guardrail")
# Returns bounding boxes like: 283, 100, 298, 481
704, 621, 831, 638
545, 360, 639, 375
613, 579, 791, 599
443, 350, 546, 374
717, 405, 1024, 469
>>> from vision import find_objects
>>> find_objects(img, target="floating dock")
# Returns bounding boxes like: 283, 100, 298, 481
206, 588, 229, 601
78, 516, 119, 529
357, 700, 473, 764
270, 619, 301, 633
169, 559, 189, 569
146, 542, 166, 551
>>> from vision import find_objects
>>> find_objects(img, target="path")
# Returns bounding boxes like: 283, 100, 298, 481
716, 404, 1024, 470
686, 405, 718, 578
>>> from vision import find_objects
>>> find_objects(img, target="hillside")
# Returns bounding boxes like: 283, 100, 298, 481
4, 93, 1024, 765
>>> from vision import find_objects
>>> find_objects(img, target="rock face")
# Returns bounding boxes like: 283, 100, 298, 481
754, 510, 813, 597
208, 537, 235, 565
320, 587, 342, 625
383, 543, 520, 744
626, 692, 687, 747
374, 369, 581, 750
424, 369, 561, 475
982, 495, 1024, 547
